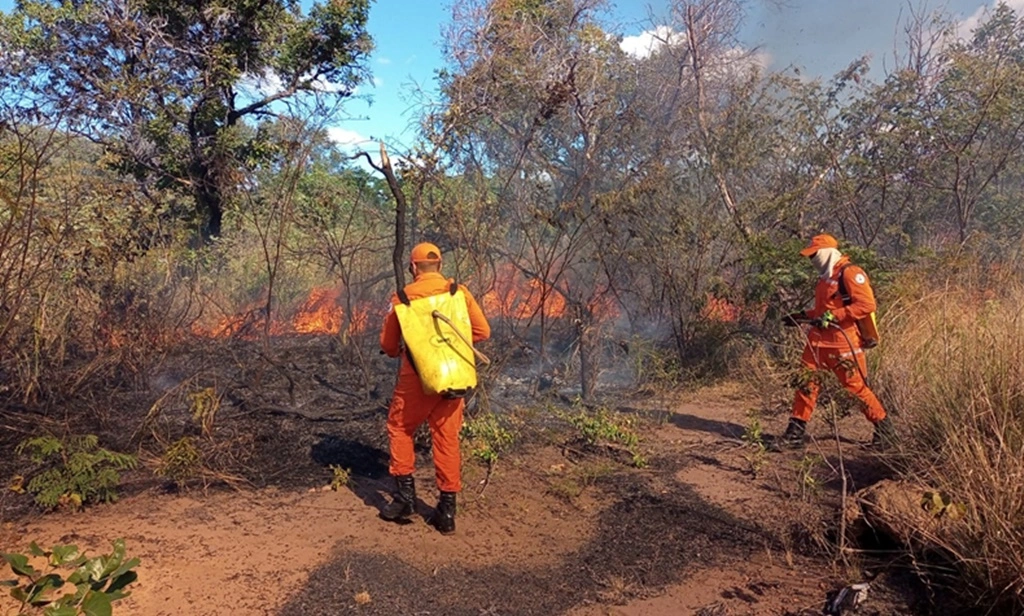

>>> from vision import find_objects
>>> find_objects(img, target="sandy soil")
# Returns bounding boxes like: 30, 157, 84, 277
1, 381, 921, 616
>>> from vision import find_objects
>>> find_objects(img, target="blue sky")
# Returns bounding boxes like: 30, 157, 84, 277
1, 0, 1013, 157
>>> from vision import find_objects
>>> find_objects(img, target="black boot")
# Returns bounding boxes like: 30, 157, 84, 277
380, 475, 415, 522
871, 417, 897, 450
430, 491, 457, 535
771, 418, 807, 451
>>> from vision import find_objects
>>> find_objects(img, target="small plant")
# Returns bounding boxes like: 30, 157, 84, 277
546, 477, 583, 501
155, 437, 201, 489
329, 465, 352, 491
921, 491, 966, 520
794, 453, 823, 500
461, 412, 519, 466
16, 435, 137, 511
625, 336, 682, 390
563, 406, 648, 468
741, 409, 769, 477
0, 538, 139, 615
188, 387, 220, 437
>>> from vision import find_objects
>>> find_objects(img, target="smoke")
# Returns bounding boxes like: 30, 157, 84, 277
739, 0, 999, 78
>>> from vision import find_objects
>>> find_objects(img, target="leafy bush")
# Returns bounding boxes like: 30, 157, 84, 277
0, 538, 139, 615
15, 435, 137, 510
562, 405, 647, 468
461, 412, 521, 465
155, 437, 201, 489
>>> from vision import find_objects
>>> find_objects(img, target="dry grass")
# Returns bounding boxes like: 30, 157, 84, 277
874, 260, 1024, 612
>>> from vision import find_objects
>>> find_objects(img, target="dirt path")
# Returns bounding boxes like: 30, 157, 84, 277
1, 385, 916, 616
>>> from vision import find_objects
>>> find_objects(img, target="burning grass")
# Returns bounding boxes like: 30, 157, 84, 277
874, 259, 1024, 612
191, 285, 375, 340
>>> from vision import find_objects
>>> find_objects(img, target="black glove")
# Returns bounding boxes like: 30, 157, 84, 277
781, 312, 805, 327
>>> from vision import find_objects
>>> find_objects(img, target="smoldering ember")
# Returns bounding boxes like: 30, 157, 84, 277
1, 1, 1022, 615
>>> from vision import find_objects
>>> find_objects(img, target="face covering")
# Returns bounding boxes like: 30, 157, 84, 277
811, 247, 842, 278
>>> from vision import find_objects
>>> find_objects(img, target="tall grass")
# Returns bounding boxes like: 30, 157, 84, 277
875, 259, 1024, 612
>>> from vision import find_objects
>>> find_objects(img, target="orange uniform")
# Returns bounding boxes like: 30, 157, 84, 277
792, 256, 887, 423
380, 271, 490, 493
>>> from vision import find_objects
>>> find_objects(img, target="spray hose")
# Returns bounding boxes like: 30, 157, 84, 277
431, 310, 492, 365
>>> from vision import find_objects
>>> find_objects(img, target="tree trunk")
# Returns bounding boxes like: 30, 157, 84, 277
577, 305, 597, 402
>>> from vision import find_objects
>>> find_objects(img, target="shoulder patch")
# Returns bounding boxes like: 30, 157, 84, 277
854, 273, 866, 285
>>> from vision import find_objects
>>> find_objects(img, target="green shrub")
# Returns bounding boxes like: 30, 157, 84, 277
16, 435, 137, 510
461, 412, 520, 466
562, 405, 647, 468
155, 437, 201, 489
0, 538, 139, 615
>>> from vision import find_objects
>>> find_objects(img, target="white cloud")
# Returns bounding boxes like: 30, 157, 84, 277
327, 127, 371, 148
377, 57, 392, 65
239, 69, 284, 98
618, 26, 769, 77
372, 77, 384, 87
959, 0, 1024, 38
309, 75, 355, 94
239, 68, 355, 97
620, 26, 685, 59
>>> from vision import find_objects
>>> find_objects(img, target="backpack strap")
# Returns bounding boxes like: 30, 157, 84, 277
449, 281, 458, 295
397, 288, 411, 306
836, 265, 852, 306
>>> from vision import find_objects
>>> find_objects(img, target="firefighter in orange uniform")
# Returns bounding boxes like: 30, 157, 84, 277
379, 242, 490, 534
776, 234, 896, 450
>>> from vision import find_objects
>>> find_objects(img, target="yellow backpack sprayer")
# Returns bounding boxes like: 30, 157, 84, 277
393, 282, 490, 398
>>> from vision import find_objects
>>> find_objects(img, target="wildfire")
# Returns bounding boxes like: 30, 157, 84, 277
482, 264, 567, 320
192, 286, 370, 339
700, 294, 740, 323
699, 293, 767, 324
293, 287, 344, 334
479, 264, 629, 322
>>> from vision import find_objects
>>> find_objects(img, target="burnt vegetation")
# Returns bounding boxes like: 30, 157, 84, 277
2, 0, 1024, 613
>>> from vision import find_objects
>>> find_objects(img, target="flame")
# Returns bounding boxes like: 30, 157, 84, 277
699, 294, 766, 324
482, 264, 567, 320
293, 287, 344, 334
700, 294, 740, 323
587, 292, 621, 321
192, 286, 370, 339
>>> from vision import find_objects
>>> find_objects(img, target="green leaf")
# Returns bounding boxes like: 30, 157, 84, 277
105, 570, 137, 597
0, 580, 18, 587
106, 557, 140, 583
99, 540, 125, 577
44, 605, 79, 616
28, 542, 46, 557
81, 590, 113, 616
1, 552, 40, 577
27, 573, 64, 604
50, 545, 80, 566
921, 491, 944, 515
68, 557, 104, 585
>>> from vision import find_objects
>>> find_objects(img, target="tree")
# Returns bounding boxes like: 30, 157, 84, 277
3, 0, 373, 242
